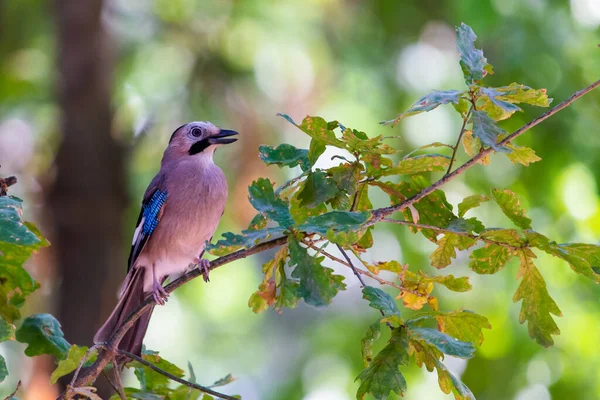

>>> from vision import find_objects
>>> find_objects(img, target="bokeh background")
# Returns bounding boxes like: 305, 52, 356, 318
1, 0, 600, 399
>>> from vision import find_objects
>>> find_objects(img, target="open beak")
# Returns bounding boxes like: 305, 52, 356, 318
208, 129, 239, 145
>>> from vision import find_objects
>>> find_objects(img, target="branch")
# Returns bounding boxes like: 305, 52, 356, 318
63, 78, 600, 397
119, 350, 238, 400
3, 381, 21, 400
372, 78, 600, 222
336, 244, 367, 287
379, 218, 524, 251
446, 105, 473, 174
64, 236, 288, 394
303, 241, 421, 296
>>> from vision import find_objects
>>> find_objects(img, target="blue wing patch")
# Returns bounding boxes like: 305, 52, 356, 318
142, 190, 168, 235
128, 189, 168, 270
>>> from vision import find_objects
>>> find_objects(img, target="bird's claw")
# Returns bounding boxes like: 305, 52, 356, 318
152, 282, 169, 305
194, 258, 211, 282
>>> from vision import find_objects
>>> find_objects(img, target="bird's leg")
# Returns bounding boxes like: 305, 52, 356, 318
151, 264, 169, 305
194, 257, 211, 282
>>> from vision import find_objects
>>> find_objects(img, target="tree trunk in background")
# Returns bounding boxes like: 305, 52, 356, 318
50, 0, 125, 396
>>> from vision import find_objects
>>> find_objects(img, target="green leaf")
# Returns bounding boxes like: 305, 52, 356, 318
0, 223, 48, 322
356, 328, 409, 400
469, 244, 514, 274
298, 211, 370, 236
424, 275, 472, 293
470, 111, 511, 153
110, 388, 164, 400
308, 137, 327, 164
382, 90, 464, 126
342, 129, 395, 155
132, 349, 185, 392
0, 318, 15, 342
0, 355, 6, 383
479, 83, 552, 120
491, 188, 532, 229
282, 115, 346, 148
288, 237, 345, 307
513, 250, 561, 347
206, 227, 285, 257
362, 153, 394, 178
275, 268, 301, 311
247, 213, 268, 231
458, 194, 489, 217
479, 228, 523, 246
407, 327, 475, 358
434, 359, 476, 400
505, 143, 542, 166
362, 286, 401, 317
51, 345, 97, 384
209, 373, 236, 388
524, 231, 600, 282
353, 183, 372, 212
360, 321, 381, 367
289, 187, 328, 224
434, 310, 492, 346
0, 196, 41, 245
366, 260, 405, 275
258, 144, 311, 172
456, 23, 487, 84
15, 313, 70, 358
430, 234, 476, 269
248, 178, 294, 228
381, 155, 450, 176
327, 163, 362, 209
297, 170, 340, 208
249, 246, 288, 313
372, 176, 457, 241
479, 87, 523, 121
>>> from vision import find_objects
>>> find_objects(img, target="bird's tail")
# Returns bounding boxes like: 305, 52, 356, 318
94, 267, 153, 356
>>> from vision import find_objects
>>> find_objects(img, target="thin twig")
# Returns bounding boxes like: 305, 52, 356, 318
101, 370, 121, 399
3, 380, 21, 400
380, 218, 524, 251
68, 344, 103, 389
119, 350, 238, 400
303, 241, 422, 296
336, 244, 367, 287
372, 78, 600, 223
111, 357, 127, 400
446, 106, 473, 174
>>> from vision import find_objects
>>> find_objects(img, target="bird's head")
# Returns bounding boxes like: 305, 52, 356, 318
164, 121, 238, 161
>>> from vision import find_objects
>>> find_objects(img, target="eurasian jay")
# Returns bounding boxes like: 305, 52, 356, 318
94, 121, 238, 355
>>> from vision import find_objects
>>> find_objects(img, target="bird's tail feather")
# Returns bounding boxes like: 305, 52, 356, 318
94, 267, 154, 356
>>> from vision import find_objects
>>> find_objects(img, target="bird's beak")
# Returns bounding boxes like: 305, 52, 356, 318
208, 129, 239, 145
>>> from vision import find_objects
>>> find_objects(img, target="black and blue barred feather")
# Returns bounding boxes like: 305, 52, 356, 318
142, 190, 167, 235
128, 187, 168, 271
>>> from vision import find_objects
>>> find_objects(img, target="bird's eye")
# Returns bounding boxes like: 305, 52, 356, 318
191, 128, 202, 137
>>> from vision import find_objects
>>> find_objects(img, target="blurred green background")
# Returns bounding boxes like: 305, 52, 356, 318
1, 0, 600, 399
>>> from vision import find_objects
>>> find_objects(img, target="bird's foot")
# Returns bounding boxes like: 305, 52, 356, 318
152, 281, 169, 305
194, 258, 211, 282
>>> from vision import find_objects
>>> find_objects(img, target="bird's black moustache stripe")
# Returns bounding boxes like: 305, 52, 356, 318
188, 138, 211, 155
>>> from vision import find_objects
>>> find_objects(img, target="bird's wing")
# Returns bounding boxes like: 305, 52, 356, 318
127, 175, 168, 271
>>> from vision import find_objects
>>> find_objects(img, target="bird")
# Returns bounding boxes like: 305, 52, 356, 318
94, 121, 238, 356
